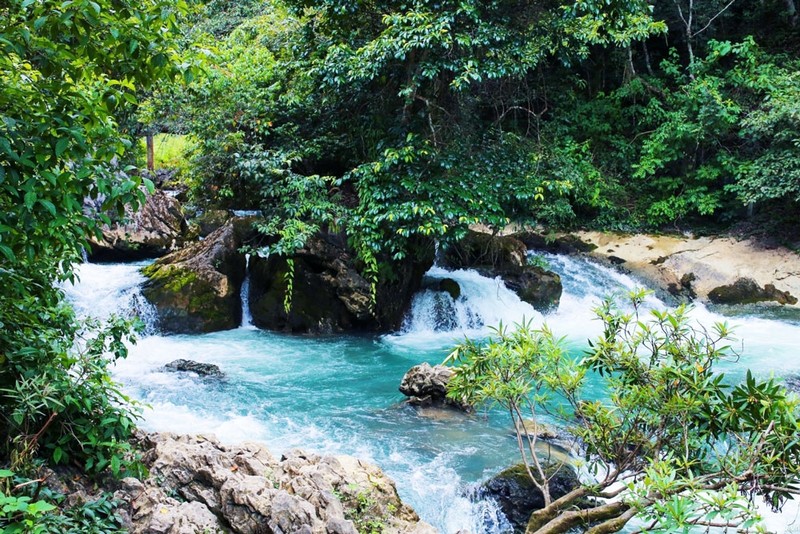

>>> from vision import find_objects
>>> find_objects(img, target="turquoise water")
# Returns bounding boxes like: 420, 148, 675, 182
64, 255, 800, 532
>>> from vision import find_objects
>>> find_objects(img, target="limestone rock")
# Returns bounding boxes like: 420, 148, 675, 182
164, 359, 224, 378
249, 233, 434, 334
572, 231, 800, 308
481, 463, 580, 533
441, 230, 528, 271
438, 278, 461, 300
399, 363, 470, 410
194, 209, 233, 238
89, 190, 192, 261
499, 267, 562, 312
141, 218, 255, 333
115, 433, 435, 534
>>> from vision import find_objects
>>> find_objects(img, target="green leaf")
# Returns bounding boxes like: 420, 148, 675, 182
55, 138, 69, 157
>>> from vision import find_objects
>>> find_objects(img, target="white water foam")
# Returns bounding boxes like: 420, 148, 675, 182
61, 261, 158, 334
386, 266, 542, 350
241, 253, 255, 328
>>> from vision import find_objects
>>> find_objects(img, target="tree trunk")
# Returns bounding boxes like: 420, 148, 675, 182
525, 487, 589, 533
529, 501, 631, 534
146, 133, 155, 172
786, 0, 798, 25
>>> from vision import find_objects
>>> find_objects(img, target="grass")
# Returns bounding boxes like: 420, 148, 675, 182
139, 133, 191, 170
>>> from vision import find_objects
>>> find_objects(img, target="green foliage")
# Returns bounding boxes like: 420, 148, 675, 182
1, 470, 56, 534
0, 0, 191, 480
1, 471, 125, 534
446, 291, 800, 533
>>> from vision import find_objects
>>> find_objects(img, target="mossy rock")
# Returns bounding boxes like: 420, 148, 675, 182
482, 462, 580, 533
442, 231, 563, 312
499, 266, 562, 312
140, 219, 253, 333
441, 230, 527, 270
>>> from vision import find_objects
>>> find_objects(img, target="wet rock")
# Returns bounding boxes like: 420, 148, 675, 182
708, 278, 798, 305
442, 231, 562, 312
572, 231, 800, 308
89, 190, 192, 261
399, 363, 470, 410
116, 433, 435, 534
249, 233, 434, 334
513, 232, 597, 254
499, 267, 562, 312
442, 231, 528, 270
482, 463, 580, 533
517, 420, 558, 441
193, 209, 232, 238
141, 218, 256, 333
164, 359, 223, 378
438, 278, 461, 300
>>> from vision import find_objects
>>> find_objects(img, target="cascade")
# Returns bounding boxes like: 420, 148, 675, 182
63, 261, 158, 334
395, 266, 541, 346
240, 254, 254, 328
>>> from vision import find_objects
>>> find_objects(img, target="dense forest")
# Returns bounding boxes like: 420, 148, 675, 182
147, 0, 800, 263
1, 0, 800, 531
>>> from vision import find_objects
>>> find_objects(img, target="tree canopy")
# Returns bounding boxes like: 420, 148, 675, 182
0, 0, 192, 476
446, 293, 800, 533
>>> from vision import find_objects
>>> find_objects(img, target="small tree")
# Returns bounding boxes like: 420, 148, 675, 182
446, 290, 800, 533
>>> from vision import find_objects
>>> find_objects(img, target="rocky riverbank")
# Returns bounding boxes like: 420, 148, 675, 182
572, 231, 800, 307
56, 433, 437, 534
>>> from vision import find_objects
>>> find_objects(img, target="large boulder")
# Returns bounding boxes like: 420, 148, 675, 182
249, 233, 434, 334
481, 463, 580, 533
115, 433, 436, 534
141, 218, 254, 333
399, 363, 470, 410
89, 190, 193, 261
442, 231, 562, 312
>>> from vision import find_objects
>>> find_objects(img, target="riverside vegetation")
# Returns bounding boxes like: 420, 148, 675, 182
1, 0, 800, 532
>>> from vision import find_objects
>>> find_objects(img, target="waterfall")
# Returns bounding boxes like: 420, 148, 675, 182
62, 261, 159, 335
403, 267, 540, 334
240, 254, 254, 328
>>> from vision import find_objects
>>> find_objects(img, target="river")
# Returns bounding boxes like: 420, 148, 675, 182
62, 252, 800, 533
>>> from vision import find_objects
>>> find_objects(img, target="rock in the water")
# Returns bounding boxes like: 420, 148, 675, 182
517, 420, 558, 441
89, 190, 192, 261
441, 230, 528, 270
249, 233, 434, 334
708, 277, 798, 305
482, 463, 580, 533
399, 363, 470, 410
164, 359, 223, 378
571, 231, 800, 308
115, 433, 436, 534
499, 266, 562, 312
438, 278, 461, 300
141, 218, 255, 333
442, 231, 562, 311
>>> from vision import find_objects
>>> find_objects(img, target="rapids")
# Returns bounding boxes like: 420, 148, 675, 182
63, 253, 800, 533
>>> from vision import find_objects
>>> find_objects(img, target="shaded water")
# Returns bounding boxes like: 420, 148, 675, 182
64, 254, 800, 533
